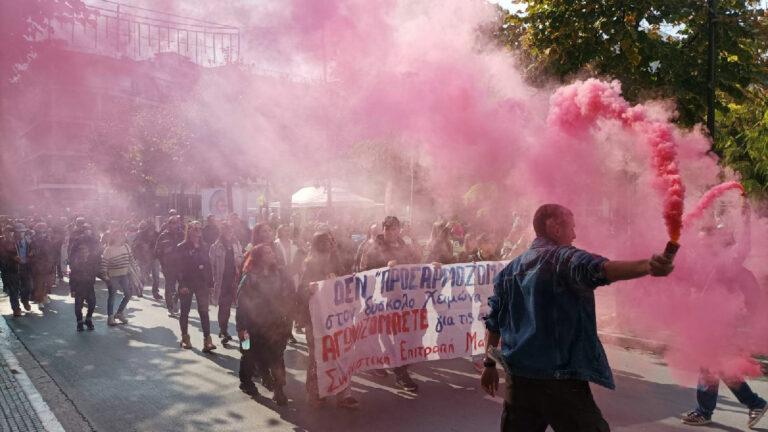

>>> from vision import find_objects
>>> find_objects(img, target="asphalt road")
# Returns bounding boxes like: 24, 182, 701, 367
2, 280, 766, 432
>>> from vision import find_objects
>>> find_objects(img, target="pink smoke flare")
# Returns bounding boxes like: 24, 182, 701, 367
548, 79, 686, 241
683, 181, 746, 227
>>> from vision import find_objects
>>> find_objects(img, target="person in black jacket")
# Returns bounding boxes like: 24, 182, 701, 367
155, 216, 184, 315
133, 221, 161, 300
69, 225, 100, 331
0, 225, 22, 317
237, 243, 296, 405
177, 221, 216, 353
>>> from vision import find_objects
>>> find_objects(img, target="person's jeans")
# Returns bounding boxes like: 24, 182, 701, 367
162, 267, 179, 311
73, 281, 96, 323
140, 260, 160, 293
107, 274, 132, 316
179, 284, 211, 338
18, 264, 32, 304
3, 274, 21, 311
217, 278, 237, 336
696, 371, 767, 418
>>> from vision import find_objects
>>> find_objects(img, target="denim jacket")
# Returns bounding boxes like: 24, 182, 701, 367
485, 237, 615, 389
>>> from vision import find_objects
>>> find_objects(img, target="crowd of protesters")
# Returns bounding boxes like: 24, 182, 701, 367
2, 205, 766, 429
0, 209, 524, 408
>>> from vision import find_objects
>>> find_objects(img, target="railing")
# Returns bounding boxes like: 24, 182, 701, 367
35, 0, 240, 67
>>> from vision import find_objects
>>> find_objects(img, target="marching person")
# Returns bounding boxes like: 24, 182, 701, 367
299, 231, 359, 409
237, 243, 296, 405
0, 225, 23, 317
155, 216, 184, 315
360, 216, 420, 392
209, 223, 243, 344
29, 222, 57, 309
100, 225, 135, 326
132, 220, 162, 300
481, 204, 674, 431
69, 225, 100, 331
177, 221, 216, 353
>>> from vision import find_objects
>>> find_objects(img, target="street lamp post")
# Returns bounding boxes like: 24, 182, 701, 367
707, 0, 717, 141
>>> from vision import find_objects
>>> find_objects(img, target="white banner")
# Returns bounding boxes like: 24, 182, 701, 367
309, 261, 508, 397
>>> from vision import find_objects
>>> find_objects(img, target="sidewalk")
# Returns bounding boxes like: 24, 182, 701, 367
0, 311, 64, 432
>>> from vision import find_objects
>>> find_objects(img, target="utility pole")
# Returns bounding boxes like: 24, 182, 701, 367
707, 0, 717, 141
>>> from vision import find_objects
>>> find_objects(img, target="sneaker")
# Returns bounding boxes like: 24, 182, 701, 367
12, 309, 22, 317
152, 291, 163, 300
107, 315, 118, 326
22, 301, 31, 311
85, 319, 95, 331
239, 381, 259, 396
219, 332, 233, 344
337, 396, 360, 410
681, 410, 712, 426
273, 389, 288, 406
395, 372, 419, 392
115, 313, 129, 324
749, 404, 767, 429
77, 322, 84, 332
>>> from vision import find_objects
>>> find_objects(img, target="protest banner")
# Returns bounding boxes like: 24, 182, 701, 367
309, 260, 508, 397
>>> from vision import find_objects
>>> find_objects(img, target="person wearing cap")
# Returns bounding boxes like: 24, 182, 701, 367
177, 221, 216, 352
29, 222, 57, 308
0, 225, 24, 316
155, 216, 184, 315
133, 220, 161, 300
360, 215, 421, 392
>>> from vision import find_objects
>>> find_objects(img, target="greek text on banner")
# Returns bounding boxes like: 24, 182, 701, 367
309, 261, 507, 397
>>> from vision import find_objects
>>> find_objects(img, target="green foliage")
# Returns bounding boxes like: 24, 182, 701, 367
715, 88, 768, 195
497, 0, 768, 194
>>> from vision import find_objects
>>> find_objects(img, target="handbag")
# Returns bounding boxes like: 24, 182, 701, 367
125, 244, 143, 296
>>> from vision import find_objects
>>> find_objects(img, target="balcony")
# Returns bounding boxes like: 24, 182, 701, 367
33, 0, 240, 68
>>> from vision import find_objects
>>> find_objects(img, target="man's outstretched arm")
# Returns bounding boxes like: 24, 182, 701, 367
604, 254, 673, 282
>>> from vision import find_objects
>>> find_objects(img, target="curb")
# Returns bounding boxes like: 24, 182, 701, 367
598, 331, 667, 354
599, 331, 768, 375
0, 314, 65, 432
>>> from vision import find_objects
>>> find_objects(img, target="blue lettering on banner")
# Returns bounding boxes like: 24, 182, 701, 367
333, 275, 369, 306
420, 266, 433, 289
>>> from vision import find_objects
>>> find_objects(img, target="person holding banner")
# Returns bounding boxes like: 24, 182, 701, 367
360, 215, 421, 392
237, 243, 296, 405
481, 203, 674, 431
299, 231, 360, 409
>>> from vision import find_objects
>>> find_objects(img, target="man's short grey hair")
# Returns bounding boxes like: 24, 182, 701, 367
532, 204, 571, 238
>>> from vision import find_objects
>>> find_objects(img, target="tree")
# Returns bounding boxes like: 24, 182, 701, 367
497, 0, 768, 194
0, 0, 90, 84
716, 87, 768, 195
88, 102, 194, 197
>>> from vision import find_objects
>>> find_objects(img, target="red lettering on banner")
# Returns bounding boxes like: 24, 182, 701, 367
466, 331, 485, 352
322, 335, 338, 361
420, 308, 429, 330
